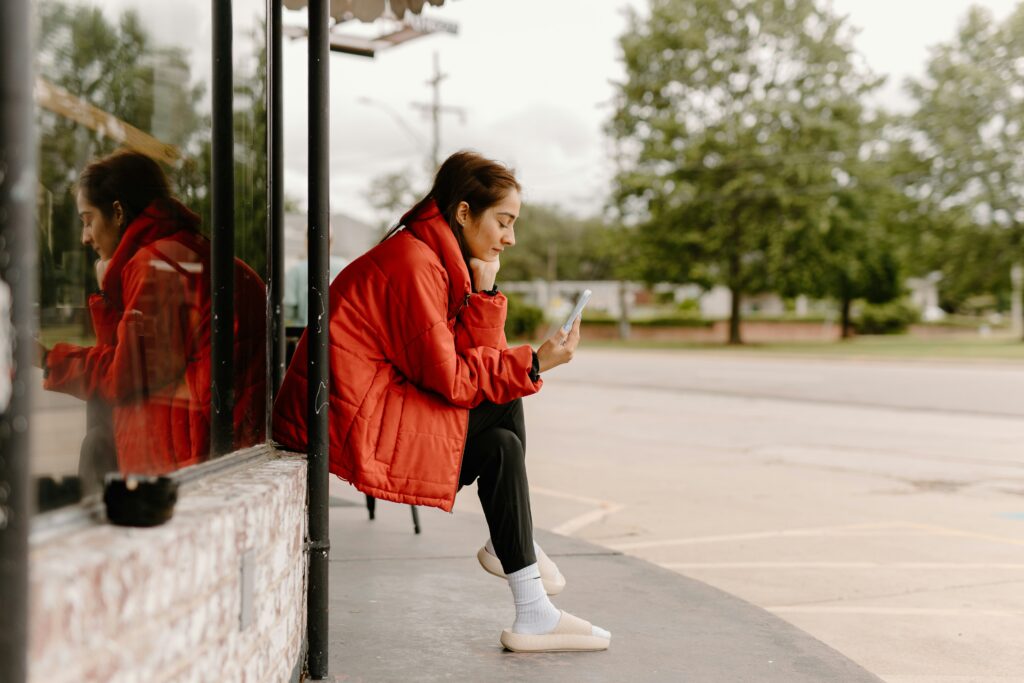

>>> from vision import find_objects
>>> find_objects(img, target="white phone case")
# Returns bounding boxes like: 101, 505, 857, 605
561, 289, 593, 333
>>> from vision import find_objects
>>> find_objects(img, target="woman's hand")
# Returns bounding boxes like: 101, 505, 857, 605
468, 256, 500, 292
535, 316, 581, 373
95, 258, 111, 288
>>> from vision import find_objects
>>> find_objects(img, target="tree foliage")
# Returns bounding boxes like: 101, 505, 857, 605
609, 0, 884, 342
497, 204, 630, 282
786, 119, 927, 336
905, 4, 1024, 316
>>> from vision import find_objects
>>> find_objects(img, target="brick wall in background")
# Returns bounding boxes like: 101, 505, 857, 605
28, 455, 308, 683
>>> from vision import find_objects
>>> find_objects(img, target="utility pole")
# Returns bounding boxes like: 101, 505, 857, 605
411, 52, 465, 170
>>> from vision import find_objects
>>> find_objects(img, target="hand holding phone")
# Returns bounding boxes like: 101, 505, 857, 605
561, 289, 592, 334
537, 307, 583, 373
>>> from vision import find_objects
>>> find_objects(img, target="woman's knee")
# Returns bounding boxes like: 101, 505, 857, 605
505, 398, 523, 422
464, 426, 525, 481
483, 427, 525, 471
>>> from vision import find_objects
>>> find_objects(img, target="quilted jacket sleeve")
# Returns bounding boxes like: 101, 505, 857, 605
382, 259, 541, 409
453, 291, 509, 352
44, 255, 190, 402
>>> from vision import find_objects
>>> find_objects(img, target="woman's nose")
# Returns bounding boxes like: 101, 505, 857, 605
503, 229, 515, 247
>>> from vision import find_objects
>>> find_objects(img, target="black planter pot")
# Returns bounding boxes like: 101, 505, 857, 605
103, 475, 178, 527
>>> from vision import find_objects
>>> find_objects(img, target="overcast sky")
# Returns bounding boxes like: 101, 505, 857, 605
278, 0, 1021, 224
84, 0, 1023, 224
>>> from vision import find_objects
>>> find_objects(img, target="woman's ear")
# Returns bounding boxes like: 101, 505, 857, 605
455, 201, 470, 228
112, 200, 125, 230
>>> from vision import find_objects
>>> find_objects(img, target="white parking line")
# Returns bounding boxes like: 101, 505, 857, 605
530, 485, 618, 507
608, 521, 905, 550
551, 503, 626, 536
660, 561, 1024, 569
902, 522, 1024, 547
767, 606, 1024, 617
881, 676, 1024, 683
530, 485, 625, 536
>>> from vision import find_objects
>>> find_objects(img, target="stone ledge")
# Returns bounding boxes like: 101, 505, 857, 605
29, 453, 308, 683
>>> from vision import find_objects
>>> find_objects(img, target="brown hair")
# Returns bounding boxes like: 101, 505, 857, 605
385, 150, 521, 256
77, 149, 174, 232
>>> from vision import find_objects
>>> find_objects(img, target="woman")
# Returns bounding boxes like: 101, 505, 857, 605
39, 150, 266, 479
273, 150, 610, 652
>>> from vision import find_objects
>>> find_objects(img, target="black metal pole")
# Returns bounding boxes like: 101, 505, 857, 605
306, 0, 330, 678
211, 0, 235, 456
0, 0, 35, 680
269, 0, 286, 398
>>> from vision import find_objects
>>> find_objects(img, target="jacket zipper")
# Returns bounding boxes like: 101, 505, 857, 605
450, 291, 471, 510
453, 292, 470, 320
452, 409, 470, 513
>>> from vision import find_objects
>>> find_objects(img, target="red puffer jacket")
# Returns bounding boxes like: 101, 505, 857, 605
44, 200, 266, 474
272, 200, 541, 511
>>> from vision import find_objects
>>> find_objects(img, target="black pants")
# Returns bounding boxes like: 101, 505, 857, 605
459, 398, 536, 575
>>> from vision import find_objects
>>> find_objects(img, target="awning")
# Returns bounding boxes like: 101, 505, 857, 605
283, 0, 457, 58
283, 0, 448, 23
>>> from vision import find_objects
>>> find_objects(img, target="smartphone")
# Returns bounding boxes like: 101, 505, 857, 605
561, 289, 592, 334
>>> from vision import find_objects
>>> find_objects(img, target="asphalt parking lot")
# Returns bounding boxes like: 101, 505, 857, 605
451, 348, 1024, 682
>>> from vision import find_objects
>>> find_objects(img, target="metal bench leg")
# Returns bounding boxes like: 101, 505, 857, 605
411, 505, 421, 534
365, 494, 376, 520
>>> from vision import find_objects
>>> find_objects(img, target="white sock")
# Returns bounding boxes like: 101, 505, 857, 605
506, 564, 561, 635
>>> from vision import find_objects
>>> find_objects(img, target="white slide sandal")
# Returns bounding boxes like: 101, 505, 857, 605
500, 611, 611, 653
477, 544, 567, 596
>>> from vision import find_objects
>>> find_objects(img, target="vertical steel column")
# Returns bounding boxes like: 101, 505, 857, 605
211, 0, 235, 456
268, 0, 286, 397
306, 0, 330, 678
0, 1, 35, 681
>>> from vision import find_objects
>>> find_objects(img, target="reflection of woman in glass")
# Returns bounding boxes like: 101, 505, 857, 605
273, 151, 610, 652
37, 150, 266, 479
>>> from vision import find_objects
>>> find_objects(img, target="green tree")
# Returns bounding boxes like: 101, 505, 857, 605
499, 203, 578, 282
609, 0, 881, 343
496, 203, 633, 283
785, 123, 923, 337
573, 218, 639, 282
905, 4, 1024, 325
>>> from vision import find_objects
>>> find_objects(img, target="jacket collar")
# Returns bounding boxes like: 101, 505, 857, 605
103, 198, 200, 308
400, 199, 471, 319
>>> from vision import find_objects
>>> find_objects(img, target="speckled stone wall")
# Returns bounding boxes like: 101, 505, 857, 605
28, 456, 308, 683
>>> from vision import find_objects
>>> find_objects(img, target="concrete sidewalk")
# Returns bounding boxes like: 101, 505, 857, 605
324, 494, 882, 682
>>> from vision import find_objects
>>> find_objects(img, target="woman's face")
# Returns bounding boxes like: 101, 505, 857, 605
459, 189, 520, 262
76, 190, 122, 260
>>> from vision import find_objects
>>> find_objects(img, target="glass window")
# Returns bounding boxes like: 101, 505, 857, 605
33, 0, 268, 513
